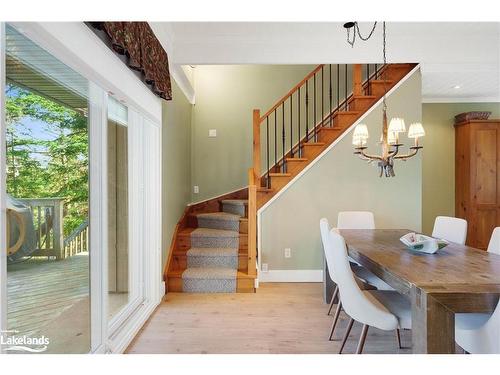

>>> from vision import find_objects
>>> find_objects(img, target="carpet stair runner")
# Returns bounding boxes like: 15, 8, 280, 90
182, 199, 247, 293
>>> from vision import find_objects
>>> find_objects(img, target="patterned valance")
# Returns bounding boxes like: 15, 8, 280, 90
87, 22, 172, 101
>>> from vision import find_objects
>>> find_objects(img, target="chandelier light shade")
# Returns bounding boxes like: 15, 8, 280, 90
345, 21, 425, 177
352, 124, 369, 146
408, 122, 425, 139
388, 117, 406, 133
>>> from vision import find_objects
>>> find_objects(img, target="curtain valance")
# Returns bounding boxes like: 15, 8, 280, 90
88, 22, 172, 101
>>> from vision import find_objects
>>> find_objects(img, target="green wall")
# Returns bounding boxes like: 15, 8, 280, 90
190, 65, 316, 201
161, 80, 193, 267
260, 70, 422, 271
421, 102, 500, 235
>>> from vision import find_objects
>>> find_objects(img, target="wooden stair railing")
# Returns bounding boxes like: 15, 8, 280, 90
249, 63, 416, 209
247, 62, 416, 284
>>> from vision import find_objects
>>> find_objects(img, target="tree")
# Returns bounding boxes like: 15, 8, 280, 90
6, 84, 89, 235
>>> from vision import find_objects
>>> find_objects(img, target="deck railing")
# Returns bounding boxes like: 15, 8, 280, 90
63, 219, 89, 258
17, 198, 89, 260
18, 198, 65, 260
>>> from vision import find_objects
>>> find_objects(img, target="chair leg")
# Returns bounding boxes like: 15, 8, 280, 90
339, 318, 354, 354
327, 286, 339, 315
396, 329, 402, 349
329, 301, 342, 341
356, 324, 369, 354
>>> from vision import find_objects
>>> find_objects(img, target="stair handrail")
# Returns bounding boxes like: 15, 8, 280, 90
252, 63, 388, 188
260, 64, 325, 121
63, 218, 89, 257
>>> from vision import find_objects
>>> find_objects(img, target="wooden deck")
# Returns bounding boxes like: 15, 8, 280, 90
7, 253, 90, 338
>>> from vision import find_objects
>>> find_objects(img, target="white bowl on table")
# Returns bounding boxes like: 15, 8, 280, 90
400, 232, 448, 254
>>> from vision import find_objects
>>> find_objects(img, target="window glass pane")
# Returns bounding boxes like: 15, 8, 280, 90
4, 24, 90, 353
107, 97, 129, 319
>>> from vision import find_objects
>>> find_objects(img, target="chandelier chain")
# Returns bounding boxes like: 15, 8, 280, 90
382, 21, 387, 112
346, 22, 378, 47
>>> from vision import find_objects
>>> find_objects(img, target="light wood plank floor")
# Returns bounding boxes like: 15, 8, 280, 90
126, 283, 412, 354
7, 253, 90, 339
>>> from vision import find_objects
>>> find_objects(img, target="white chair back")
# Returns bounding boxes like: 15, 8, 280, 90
432, 216, 467, 245
487, 227, 500, 255
320, 218, 336, 283
328, 229, 398, 330
338, 211, 375, 229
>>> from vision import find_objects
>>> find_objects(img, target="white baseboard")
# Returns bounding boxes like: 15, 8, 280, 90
258, 269, 323, 282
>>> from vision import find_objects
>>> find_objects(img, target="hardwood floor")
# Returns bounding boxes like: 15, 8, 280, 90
126, 283, 412, 354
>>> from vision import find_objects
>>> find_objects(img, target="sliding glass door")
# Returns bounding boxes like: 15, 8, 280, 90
2, 24, 91, 353
1, 22, 162, 354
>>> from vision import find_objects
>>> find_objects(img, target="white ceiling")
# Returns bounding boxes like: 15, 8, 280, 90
151, 22, 500, 102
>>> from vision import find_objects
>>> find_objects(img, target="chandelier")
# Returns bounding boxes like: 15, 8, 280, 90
344, 21, 425, 177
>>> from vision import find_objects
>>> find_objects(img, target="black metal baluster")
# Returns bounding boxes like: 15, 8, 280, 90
367, 64, 371, 95
266, 117, 270, 188
282, 102, 285, 173
290, 94, 293, 158
321, 66, 324, 128
329, 65, 332, 127
375, 64, 378, 79
336, 65, 340, 111
314, 73, 317, 141
306, 80, 309, 143
344, 64, 348, 111
298, 86, 301, 157
274, 109, 277, 173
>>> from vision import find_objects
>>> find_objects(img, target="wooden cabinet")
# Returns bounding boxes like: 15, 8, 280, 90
455, 119, 500, 249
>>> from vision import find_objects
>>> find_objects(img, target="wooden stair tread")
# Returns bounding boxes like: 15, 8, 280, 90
352, 95, 376, 99
303, 142, 325, 146
286, 157, 308, 161
370, 79, 394, 84
319, 127, 342, 131
178, 228, 195, 236
269, 173, 291, 177
336, 110, 360, 115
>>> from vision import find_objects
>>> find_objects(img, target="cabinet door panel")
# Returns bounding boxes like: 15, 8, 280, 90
474, 208, 497, 249
474, 128, 497, 205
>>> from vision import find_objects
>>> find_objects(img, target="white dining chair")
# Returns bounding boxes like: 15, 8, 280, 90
454, 227, 500, 354
321, 218, 376, 341
337, 211, 394, 291
432, 216, 468, 245
327, 229, 412, 354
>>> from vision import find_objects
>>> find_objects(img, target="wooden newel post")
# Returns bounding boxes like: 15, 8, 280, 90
253, 109, 261, 186
353, 64, 363, 96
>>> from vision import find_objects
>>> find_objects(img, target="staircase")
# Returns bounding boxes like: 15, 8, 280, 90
164, 62, 416, 294
251, 63, 417, 208
165, 190, 256, 293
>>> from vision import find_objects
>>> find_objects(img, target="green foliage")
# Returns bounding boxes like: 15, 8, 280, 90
6, 84, 89, 236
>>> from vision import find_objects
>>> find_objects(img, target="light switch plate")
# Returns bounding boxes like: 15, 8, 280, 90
193, 185, 199, 194
261, 263, 268, 272
209, 129, 217, 137
284, 248, 291, 258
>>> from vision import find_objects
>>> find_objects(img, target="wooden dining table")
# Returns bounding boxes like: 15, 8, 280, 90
338, 229, 500, 354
